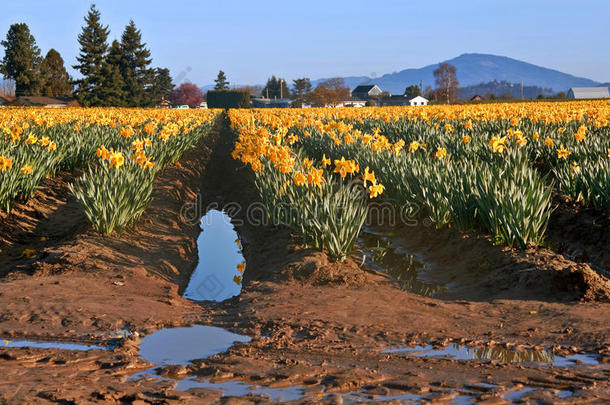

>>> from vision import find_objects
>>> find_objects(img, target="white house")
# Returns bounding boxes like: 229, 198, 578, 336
352, 85, 383, 100
409, 96, 428, 106
335, 97, 367, 108
567, 87, 609, 99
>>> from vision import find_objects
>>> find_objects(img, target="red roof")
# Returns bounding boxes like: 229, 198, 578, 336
0, 95, 15, 104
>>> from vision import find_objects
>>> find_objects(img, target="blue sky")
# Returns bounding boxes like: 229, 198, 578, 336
1, 0, 609, 86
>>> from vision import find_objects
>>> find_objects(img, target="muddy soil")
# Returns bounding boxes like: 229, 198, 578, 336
0, 116, 609, 404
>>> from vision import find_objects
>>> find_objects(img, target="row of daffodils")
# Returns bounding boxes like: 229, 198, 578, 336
230, 101, 610, 256
1, 108, 220, 233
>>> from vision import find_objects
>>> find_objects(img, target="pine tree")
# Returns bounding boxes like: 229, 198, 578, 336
73, 5, 109, 106
214, 70, 229, 90
98, 40, 127, 106
0, 23, 42, 96
292, 77, 312, 106
119, 20, 152, 107
262, 76, 289, 99
146, 68, 174, 107
40, 49, 72, 97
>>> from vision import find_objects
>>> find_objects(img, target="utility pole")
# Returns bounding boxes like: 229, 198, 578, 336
521, 80, 524, 99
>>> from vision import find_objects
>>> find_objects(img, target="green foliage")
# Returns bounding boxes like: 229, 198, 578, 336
474, 155, 553, 249
147, 68, 174, 107
98, 40, 128, 107
68, 116, 218, 234
0, 142, 64, 212
292, 77, 312, 107
262, 76, 290, 99
404, 85, 421, 99
69, 158, 156, 234
73, 5, 110, 106
214, 70, 229, 90
40, 49, 73, 97
254, 156, 368, 261
119, 20, 152, 107
207, 90, 250, 109
0, 23, 42, 96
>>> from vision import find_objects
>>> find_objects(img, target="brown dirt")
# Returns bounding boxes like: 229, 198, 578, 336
0, 116, 608, 404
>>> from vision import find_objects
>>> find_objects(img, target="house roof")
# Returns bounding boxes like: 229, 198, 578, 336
0, 95, 15, 104
409, 96, 428, 102
12, 96, 76, 106
352, 85, 377, 93
568, 87, 609, 99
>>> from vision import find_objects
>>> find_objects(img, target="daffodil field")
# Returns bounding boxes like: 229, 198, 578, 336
230, 101, 610, 257
1, 108, 220, 233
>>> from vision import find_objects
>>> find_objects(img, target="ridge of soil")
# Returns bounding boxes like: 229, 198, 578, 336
0, 115, 608, 404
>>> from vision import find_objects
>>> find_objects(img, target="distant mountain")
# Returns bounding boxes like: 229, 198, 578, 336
312, 53, 601, 94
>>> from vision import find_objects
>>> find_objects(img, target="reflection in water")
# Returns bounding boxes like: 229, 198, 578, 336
138, 325, 251, 366
184, 210, 245, 302
384, 344, 599, 366
177, 377, 304, 402
358, 228, 445, 296
0, 338, 106, 351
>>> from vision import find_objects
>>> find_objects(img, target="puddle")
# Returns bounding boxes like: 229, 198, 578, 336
383, 344, 599, 366
177, 377, 304, 402
359, 227, 445, 296
1, 338, 107, 351
184, 209, 245, 302
138, 325, 251, 366
503, 387, 534, 401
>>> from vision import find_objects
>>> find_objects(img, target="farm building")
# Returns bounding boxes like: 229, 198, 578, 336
251, 98, 291, 108
380, 95, 409, 107
336, 97, 367, 108
351, 85, 383, 100
8, 96, 79, 107
567, 87, 609, 99
0, 95, 15, 107
409, 96, 428, 106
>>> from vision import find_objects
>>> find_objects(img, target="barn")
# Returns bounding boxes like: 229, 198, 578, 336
567, 87, 609, 99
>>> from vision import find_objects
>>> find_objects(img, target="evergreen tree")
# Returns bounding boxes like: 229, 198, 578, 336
404, 85, 421, 99
98, 40, 127, 106
40, 49, 72, 97
119, 20, 152, 107
73, 5, 110, 106
262, 76, 289, 99
0, 23, 42, 96
214, 70, 229, 90
292, 77, 312, 106
146, 68, 174, 107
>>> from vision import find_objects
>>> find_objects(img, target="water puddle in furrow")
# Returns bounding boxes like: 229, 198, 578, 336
1, 338, 108, 351
383, 344, 600, 367
358, 226, 446, 296
0, 212, 594, 402
183, 209, 245, 302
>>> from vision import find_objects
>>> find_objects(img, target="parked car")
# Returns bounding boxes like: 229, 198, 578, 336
172, 105, 189, 109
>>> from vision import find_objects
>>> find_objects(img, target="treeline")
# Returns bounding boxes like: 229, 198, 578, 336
459, 80, 556, 100
0, 24, 72, 97
244, 74, 351, 107
0, 5, 173, 107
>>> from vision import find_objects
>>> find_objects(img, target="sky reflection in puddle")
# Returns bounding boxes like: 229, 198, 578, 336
138, 325, 251, 366
383, 344, 599, 366
183, 209, 245, 302
0, 338, 107, 351
177, 377, 304, 402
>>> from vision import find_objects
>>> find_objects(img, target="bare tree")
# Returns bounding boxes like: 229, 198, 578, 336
311, 77, 350, 107
0, 79, 16, 96
433, 62, 459, 104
